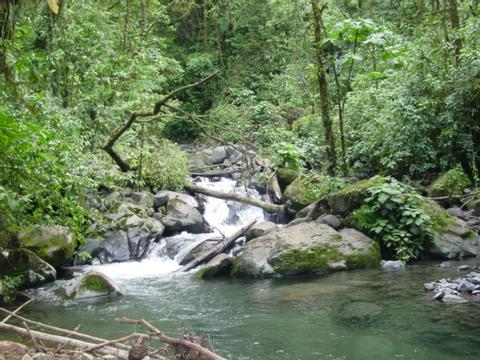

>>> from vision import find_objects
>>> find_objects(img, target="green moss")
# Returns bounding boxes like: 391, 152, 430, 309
81, 274, 111, 292
327, 178, 377, 215
283, 174, 342, 211
271, 246, 342, 275
345, 242, 381, 269
430, 165, 470, 198
197, 259, 232, 279
419, 199, 454, 233
277, 168, 299, 188
270, 242, 380, 276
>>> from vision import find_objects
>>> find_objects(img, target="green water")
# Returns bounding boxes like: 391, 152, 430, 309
14, 259, 480, 359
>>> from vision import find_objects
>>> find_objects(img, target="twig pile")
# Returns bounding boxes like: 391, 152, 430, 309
0, 301, 226, 360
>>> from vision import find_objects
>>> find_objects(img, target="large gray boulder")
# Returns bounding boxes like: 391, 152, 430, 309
130, 191, 154, 209
161, 198, 207, 234
154, 190, 198, 209
56, 272, 121, 301
232, 222, 380, 278
18, 225, 75, 267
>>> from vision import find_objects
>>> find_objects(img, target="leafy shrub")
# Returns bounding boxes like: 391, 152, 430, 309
354, 177, 432, 262
143, 140, 188, 191
0, 275, 24, 303
270, 142, 304, 171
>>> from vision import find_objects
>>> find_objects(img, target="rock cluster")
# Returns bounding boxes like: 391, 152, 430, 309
424, 270, 480, 304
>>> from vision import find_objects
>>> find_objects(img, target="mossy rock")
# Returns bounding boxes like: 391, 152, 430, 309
420, 199, 478, 259
0, 249, 56, 288
327, 178, 375, 216
197, 254, 232, 279
232, 222, 380, 278
277, 168, 299, 189
283, 174, 335, 211
56, 272, 122, 300
429, 165, 470, 198
18, 225, 75, 268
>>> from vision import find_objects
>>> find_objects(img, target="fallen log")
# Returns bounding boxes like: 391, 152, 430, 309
185, 182, 285, 215
191, 171, 237, 178
179, 220, 256, 272
119, 318, 226, 360
0, 322, 130, 359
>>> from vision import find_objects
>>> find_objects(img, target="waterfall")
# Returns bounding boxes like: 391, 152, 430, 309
87, 177, 267, 280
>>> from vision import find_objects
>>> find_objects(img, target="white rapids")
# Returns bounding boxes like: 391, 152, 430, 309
87, 177, 267, 281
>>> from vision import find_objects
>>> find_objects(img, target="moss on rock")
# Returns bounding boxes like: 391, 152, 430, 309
430, 165, 470, 198
327, 178, 376, 216
277, 168, 299, 189
283, 174, 338, 211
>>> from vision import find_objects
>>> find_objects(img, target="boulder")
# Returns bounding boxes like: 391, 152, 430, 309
210, 146, 227, 164
0, 341, 28, 360
129, 191, 154, 209
18, 225, 75, 267
154, 190, 198, 209
380, 260, 405, 270
327, 179, 374, 216
246, 222, 277, 241
55, 272, 122, 301
179, 237, 221, 265
283, 174, 334, 211
0, 249, 56, 288
188, 151, 212, 172
446, 207, 464, 218
277, 168, 299, 189
429, 165, 470, 199
422, 200, 479, 259
317, 214, 341, 229
197, 254, 233, 279
232, 222, 380, 278
162, 198, 206, 234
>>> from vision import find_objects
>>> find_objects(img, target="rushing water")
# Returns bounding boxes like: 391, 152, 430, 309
14, 179, 480, 359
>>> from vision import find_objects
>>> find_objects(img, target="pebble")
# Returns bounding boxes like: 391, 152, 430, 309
442, 293, 469, 304
439, 261, 451, 268
424, 271, 480, 304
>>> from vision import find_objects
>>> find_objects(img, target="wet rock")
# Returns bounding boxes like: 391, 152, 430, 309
277, 168, 299, 189
178, 237, 221, 265
153, 191, 198, 209
328, 260, 347, 271
458, 265, 471, 271
442, 293, 468, 304
232, 223, 380, 278
197, 254, 233, 279
439, 261, 451, 268
56, 271, 122, 301
162, 198, 206, 234
245, 222, 277, 241
18, 225, 75, 267
317, 214, 341, 229
380, 260, 405, 270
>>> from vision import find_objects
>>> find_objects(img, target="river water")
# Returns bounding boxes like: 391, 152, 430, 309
18, 178, 480, 359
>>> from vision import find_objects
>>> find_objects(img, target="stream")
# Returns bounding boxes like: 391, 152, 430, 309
20, 178, 480, 359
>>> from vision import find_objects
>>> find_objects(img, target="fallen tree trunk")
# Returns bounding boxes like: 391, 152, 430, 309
0, 322, 130, 359
179, 220, 256, 272
185, 182, 285, 215
191, 170, 237, 178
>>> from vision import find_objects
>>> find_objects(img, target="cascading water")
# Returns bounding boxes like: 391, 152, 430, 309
86, 177, 267, 281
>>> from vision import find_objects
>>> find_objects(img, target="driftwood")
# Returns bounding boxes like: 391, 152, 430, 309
0, 302, 227, 360
119, 318, 226, 360
179, 220, 256, 272
185, 182, 285, 215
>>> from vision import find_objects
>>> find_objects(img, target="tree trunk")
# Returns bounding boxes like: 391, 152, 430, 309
179, 220, 256, 272
448, 0, 461, 67
184, 182, 285, 214
310, 0, 336, 175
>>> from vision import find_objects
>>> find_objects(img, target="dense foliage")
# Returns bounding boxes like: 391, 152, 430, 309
1, 0, 479, 248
